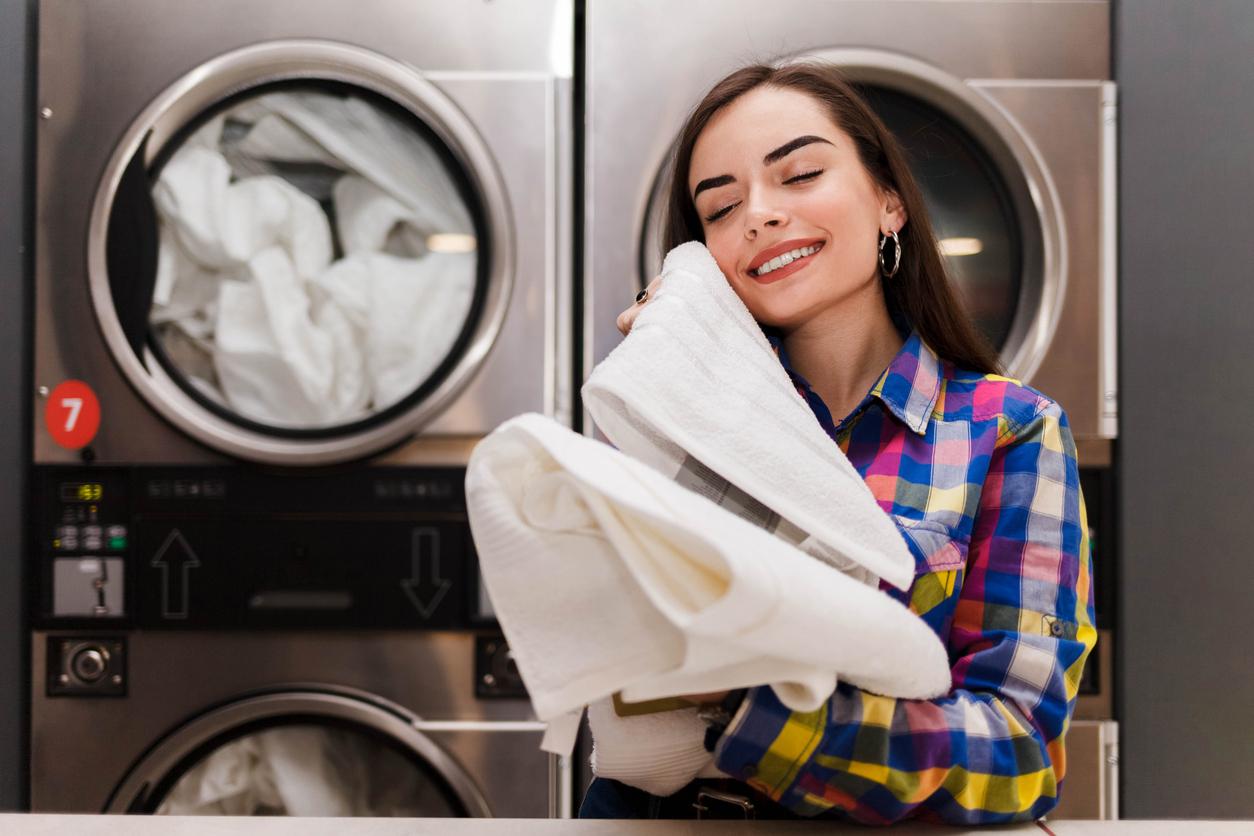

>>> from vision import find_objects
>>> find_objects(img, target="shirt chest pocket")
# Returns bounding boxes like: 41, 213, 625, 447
890, 515, 968, 635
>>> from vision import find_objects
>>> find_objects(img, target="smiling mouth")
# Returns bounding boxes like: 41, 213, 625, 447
749, 243, 823, 277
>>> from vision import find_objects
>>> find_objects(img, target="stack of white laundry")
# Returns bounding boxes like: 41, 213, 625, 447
465, 243, 952, 796
157, 726, 450, 816
149, 90, 476, 428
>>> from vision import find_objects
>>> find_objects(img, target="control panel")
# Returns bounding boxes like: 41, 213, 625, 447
33, 466, 491, 632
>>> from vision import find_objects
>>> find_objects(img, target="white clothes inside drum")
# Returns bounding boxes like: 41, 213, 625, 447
156, 725, 456, 817
148, 90, 477, 428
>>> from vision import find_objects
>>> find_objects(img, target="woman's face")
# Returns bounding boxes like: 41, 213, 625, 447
688, 86, 905, 329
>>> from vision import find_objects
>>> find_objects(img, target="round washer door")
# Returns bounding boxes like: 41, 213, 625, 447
638, 49, 1065, 381
106, 689, 492, 817
89, 40, 514, 466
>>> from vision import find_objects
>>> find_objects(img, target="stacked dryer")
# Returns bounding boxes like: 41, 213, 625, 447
30, 0, 572, 818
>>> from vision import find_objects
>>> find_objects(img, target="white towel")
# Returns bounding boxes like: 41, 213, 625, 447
584, 698, 727, 797
465, 413, 951, 747
583, 241, 914, 592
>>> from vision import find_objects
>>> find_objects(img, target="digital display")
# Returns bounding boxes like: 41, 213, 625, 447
59, 482, 103, 503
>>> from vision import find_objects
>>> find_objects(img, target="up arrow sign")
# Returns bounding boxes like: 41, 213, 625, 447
402, 527, 451, 620
150, 529, 201, 620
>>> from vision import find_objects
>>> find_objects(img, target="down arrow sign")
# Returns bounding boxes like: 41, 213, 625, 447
402, 527, 451, 619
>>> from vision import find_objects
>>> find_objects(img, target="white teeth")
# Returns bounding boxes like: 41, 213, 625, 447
752, 244, 820, 277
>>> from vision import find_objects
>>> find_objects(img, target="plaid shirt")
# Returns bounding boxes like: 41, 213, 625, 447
713, 330, 1097, 825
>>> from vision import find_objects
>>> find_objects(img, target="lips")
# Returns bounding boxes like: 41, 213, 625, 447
747, 237, 825, 278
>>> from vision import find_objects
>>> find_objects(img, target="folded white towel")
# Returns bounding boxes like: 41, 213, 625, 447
465, 413, 951, 740
583, 241, 914, 591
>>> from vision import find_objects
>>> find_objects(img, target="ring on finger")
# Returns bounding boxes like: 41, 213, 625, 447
635, 288, 649, 304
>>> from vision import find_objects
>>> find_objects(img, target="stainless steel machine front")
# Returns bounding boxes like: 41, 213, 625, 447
31, 632, 565, 817
585, 0, 1117, 445
34, 0, 573, 467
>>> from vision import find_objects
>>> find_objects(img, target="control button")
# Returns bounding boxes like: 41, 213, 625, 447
106, 525, 128, 550
49, 638, 126, 697
147, 480, 171, 498
70, 647, 109, 683
56, 526, 80, 551
203, 480, 226, 498
82, 525, 103, 552
83, 525, 101, 538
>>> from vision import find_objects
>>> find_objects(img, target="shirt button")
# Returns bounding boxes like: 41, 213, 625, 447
1050, 621, 1065, 637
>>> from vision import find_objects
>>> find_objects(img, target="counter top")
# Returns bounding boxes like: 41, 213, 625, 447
2, 816, 1252, 835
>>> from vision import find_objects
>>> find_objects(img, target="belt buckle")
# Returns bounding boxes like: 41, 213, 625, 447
694, 788, 756, 820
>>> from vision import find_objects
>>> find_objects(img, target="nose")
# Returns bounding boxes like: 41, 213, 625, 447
743, 191, 786, 239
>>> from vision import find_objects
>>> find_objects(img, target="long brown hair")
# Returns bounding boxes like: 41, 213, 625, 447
662, 63, 1001, 375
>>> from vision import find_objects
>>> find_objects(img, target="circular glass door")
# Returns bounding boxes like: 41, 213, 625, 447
153, 722, 466, 817
859, 85, 1022, 351
89, 41, 514, 464
143, 83, 481, 433
108, 690, 491, 817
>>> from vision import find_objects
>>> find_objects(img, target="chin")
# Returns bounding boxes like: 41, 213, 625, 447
743, 303, 808, 331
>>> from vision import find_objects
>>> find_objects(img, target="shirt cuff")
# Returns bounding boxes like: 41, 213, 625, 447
711, 685, 807, 789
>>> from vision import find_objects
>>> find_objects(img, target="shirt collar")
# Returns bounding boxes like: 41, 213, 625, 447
766, 329, 943, 436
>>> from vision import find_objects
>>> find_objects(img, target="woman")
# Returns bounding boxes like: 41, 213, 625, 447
583, 63, 1096, 824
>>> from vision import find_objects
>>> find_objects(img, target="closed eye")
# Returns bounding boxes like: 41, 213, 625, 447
703, 201, 740, 223
785, 169, 823, 184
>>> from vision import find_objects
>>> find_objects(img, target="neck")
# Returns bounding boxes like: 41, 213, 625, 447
780, 281, 904, 421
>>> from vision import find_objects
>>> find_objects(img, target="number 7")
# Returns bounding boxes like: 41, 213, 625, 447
61, 397, 82, 432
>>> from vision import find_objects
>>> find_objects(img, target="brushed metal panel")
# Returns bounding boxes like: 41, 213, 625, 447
1050, 720, 1119, 820
30, 631, 548, 814
975, 82, 1108, 438
40, 0, 566, 77
589, 1, 1109, 86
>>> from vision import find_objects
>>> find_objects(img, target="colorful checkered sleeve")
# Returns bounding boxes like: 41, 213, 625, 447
712, 397, 1097, 825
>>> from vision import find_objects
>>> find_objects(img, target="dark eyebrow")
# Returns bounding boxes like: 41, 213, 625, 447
692, 136, 833, 200
763, 135, 833, 165
692, 174, 735, 200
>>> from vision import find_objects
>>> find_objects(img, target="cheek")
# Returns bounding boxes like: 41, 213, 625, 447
702, 228, 742, 280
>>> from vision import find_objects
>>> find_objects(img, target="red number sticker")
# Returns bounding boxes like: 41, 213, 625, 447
45, 380, 101, 450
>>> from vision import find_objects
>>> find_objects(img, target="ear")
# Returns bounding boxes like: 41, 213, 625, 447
882, 189, 907, 233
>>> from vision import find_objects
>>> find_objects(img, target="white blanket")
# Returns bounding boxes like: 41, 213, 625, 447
465, 414, 951, 786
583, 242, 915, 592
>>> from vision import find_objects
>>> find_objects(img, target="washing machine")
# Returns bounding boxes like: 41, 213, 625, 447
29, 0, 573, 818
584, 0, 1117, 446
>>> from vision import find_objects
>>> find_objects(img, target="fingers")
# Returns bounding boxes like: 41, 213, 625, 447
616, 275, 664, 336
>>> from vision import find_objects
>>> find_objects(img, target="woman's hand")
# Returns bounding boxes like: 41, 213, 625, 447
615, 275, 664, 336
